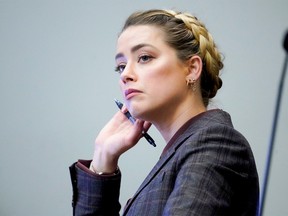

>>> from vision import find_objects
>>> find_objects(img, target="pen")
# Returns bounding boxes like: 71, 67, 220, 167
114, 99, 156, 147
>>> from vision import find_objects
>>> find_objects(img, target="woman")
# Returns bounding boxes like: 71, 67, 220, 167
70, 9, 259, 215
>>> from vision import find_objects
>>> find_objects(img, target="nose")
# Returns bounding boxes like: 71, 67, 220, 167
120, 64, 136, 84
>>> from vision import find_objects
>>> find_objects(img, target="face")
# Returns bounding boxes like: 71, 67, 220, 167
115, 25, 190, 122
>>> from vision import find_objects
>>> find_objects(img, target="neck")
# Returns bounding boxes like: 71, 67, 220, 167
153, 102, 206, 143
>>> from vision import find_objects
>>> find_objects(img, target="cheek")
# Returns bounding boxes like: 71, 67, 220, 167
146, 62, 172, 81
149, 64, 186, 95
144, 69, 176, 95
152, 65, 184, 86
118, 80, 125, 96
142, 70, 166, 92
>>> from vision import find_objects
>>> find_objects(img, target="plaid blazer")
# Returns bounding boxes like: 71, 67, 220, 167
70, 109, 259, 216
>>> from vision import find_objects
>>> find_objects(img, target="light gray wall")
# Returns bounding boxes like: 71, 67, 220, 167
0, 0, 287, 215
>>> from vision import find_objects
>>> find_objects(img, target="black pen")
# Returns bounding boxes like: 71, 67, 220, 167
114, 99, 156, 147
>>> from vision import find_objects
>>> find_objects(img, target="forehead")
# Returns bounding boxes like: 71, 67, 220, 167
116, 25, 166, 52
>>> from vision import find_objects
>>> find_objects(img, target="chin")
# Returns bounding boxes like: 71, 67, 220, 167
129, 108, 143, 120
126, 98, 154, 120
128, 106, 147, 121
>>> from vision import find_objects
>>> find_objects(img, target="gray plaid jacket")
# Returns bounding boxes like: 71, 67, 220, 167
70, 109, 259, 216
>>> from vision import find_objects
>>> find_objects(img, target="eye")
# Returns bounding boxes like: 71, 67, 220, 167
115, 64, 126, 74
138, 54, 154, 63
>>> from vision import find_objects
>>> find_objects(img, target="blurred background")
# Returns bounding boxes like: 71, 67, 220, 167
0, 0, 287, 215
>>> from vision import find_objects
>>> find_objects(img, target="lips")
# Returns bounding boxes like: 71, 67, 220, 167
124, 88, 142, 99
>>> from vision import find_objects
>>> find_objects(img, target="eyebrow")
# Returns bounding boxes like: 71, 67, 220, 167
115, 43, 156, 60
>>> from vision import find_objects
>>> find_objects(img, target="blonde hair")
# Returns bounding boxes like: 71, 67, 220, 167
121, 9, 223, 107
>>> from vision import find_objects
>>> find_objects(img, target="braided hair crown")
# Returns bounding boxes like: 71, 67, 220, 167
121, 9, 224, 106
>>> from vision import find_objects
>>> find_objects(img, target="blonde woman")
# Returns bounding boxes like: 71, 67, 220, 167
70, 9, 259, 216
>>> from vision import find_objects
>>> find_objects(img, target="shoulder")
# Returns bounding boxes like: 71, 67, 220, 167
176, 109, 256, 171
184, 109, 248, 146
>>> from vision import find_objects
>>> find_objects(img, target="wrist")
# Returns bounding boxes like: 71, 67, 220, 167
89, 163, 119, 175
92, 145, 119, 173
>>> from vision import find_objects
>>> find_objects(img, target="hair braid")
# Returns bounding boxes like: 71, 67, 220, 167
166, 10, 223, 103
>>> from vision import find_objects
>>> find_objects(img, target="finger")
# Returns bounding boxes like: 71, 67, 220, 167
142, 121, 152, 132
120, 104, 128, 113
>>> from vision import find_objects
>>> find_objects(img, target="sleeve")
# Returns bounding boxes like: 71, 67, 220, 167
69, 160, 122, 216
163, 124, 259, 215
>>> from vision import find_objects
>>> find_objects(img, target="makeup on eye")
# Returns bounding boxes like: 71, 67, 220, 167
115, 54, 127, 74
115, 64, 126, 73
115, 54, 155, 74
137, 54, 155, 63
115, 42, 158, 72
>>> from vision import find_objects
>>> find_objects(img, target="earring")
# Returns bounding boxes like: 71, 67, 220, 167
186, 78, 192, 86
192, 79, 196, 92
186, 78, 196, 92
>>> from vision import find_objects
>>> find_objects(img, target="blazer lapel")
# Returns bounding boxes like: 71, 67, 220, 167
123, 133, 191, 215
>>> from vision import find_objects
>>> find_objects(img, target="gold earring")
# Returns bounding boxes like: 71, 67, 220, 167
192, 78, 196, 92
186, 78, 196, 92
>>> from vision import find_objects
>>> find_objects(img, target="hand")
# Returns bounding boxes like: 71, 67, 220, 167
91, 106, 152, 173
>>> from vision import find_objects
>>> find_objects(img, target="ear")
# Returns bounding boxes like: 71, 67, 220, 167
185, 55, 202, 81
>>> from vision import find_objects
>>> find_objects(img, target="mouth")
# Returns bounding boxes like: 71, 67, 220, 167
124, 88, 142, 99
